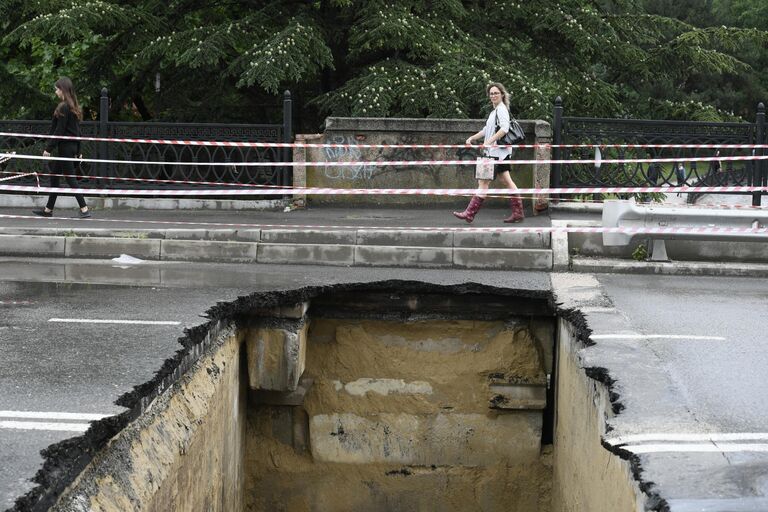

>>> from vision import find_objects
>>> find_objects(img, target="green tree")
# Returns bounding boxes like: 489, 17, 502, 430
0, 0, 765, 129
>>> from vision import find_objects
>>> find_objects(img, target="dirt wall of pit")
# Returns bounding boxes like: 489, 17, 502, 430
51, 324, 247, 512
551, 318, 645, 512
244, 317, 553, 512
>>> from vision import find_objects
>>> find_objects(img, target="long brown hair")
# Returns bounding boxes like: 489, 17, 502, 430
54, 77, 82, 120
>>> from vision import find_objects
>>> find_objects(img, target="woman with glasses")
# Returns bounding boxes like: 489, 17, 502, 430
33, 77, 91, 219
453, 82, 524, 223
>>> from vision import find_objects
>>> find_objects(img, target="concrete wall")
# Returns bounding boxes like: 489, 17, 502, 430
551, 319, 644, 512
52, 328, 247, 512
294, 117, 552, 212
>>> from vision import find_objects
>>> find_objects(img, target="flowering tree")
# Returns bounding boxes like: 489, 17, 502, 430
0, 0, 764, 128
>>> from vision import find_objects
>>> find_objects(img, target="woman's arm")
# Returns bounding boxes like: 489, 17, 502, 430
465, 130, 485, 145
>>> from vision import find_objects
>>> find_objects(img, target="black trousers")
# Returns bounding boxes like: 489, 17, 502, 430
45, 142, 86, 210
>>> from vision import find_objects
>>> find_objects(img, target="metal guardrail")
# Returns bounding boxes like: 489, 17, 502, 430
602, 199, 768, 260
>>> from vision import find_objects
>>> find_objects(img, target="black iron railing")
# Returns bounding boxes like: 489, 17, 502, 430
0, 89, 293, 195
552, 98, 767, 205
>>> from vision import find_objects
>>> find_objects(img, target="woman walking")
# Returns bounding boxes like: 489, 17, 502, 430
453, 82, 523, 223
33, 77, 91, 218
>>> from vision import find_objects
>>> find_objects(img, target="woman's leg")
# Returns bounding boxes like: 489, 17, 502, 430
499, 171, 525, 223
452, 179, 490, 223
59, 144, 88, 211
44, 168, 61, 211
63, 174, 87, 209
497, 171, 516, 191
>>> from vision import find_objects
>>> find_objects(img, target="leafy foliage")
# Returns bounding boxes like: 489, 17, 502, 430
0, 0, 765, 128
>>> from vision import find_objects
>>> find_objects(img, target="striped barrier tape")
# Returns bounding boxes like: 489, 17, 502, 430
1, 130, 767, 150
1, 151, 766, 168
1, 183, 767, 197
1, 168, 289, 190
0, 172, 37, 184
5, 169, 767, 206
0, 213, 766, 235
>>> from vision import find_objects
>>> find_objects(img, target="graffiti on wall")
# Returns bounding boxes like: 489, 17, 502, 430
323, 135, 377, 180
323, 134, 480, 183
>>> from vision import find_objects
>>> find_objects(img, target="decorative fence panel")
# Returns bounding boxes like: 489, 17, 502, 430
552, 99, 767, 205
0, 90, 292, 196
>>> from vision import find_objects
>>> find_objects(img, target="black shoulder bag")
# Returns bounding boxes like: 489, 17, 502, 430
495, 110, 525, 145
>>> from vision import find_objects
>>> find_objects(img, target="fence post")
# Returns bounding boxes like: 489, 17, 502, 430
98, 88, 109, 183
755, 102, 765, 206
283, 90, 293, 191
552, 96, 563, 201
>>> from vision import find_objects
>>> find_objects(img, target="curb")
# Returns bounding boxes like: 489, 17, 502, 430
571, 256, 768, 277
0, 232, 554, 270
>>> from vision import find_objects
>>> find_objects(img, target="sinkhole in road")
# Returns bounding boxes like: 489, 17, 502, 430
30, 281, 643, 512
243, 287, 556, 511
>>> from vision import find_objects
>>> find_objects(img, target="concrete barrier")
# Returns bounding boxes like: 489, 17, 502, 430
294, 117, 552, 213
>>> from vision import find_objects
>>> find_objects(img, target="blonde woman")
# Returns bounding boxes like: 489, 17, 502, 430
453, 82, 523, 223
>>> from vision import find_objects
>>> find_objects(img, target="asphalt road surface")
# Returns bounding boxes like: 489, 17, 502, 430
0, 258, 549, 510
3, 259, 767, 511
595, 273, 768, 509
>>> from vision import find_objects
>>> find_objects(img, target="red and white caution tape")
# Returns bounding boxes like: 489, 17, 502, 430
1, 213, 766, 236
0, 172, 37, 183
1, 168, 291, 190
1, 130, 767, 150
8, 169, 766, 203
1, 151, 767, 168
1, 183, 767, 197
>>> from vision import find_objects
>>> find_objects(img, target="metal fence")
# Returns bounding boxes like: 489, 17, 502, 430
552, 99, 767, 206
0, 89, 293, 195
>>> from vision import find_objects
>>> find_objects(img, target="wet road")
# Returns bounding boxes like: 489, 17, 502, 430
0, 258, 550, 510
4, 259, 767, 510
593, 273, 768, 508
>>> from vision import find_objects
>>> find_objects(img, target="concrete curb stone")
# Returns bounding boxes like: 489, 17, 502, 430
65, 238, 162, 260
354, 246, 453, 268
356, 230, 453, 247
453, 248, 553, 270
0, 235, 65, 257
160, 240, 258, 263
257, 243, 355, 266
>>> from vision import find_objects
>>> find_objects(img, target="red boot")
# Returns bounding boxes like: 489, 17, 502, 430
453, 196, 485, 223
503, 196, 524, 223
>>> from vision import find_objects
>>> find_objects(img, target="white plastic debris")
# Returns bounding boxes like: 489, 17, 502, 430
111, 254, 145, 265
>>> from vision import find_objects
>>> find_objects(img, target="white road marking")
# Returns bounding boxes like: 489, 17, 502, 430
0, 421, 90, 433
590, 334, 725, 341
623, 443, 768, 454
607, 432, 768, 445
49, 318, 180, 326
0, 411, 111, 421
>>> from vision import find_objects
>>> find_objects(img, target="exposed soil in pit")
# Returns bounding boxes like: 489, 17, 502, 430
245, 314, 554, 512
